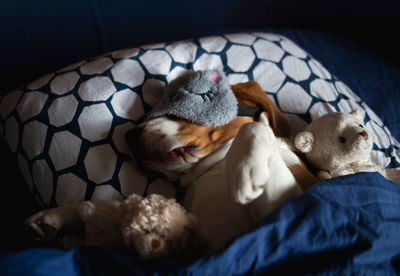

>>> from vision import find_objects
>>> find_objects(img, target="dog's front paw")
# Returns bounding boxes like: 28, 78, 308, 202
24, 210, 62, 241
226, 161, 269, 204
225, 120, 275, 204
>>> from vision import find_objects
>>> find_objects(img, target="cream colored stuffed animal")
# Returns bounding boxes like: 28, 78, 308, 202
294, 110, 399, 182
25, 194, 205, 260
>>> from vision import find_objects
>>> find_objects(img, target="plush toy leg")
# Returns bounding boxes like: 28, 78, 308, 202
78, 200, 121, 239
25, 203, 86, 241
25, 200, 121, 242
225, 114, 301, 221
77, 200, 124, 250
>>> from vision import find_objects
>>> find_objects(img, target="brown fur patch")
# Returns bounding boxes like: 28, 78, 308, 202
232, 81, 291, 138
289, 163, 319, 191
177, 117, 253, 155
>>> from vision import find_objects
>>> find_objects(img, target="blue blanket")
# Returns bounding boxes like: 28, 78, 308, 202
1, 172, 400, 275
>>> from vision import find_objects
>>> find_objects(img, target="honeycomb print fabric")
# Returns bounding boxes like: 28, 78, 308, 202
0, 32, 399, 208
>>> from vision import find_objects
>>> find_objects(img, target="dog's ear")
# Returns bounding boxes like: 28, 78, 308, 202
231, 81, 291, 138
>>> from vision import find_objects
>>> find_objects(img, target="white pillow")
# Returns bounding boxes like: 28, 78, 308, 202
1, 32, 399, 208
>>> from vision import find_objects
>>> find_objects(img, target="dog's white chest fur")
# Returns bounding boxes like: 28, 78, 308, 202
184, 161, 252, 253
182, 117, 303, 253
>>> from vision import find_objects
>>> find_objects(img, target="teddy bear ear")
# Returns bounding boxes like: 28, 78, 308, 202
350, 109, 363, 121
294, 131, 314, 153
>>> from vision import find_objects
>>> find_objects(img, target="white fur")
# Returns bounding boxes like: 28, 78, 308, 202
183, 161, 253, 254
180, 140, 233, 187
225, 115, 301, 222
294, 110, 400, 182
295, 110, 373, 175
138, 117, 202, 181
180, 114, 303, 252
143, 117, 181, 137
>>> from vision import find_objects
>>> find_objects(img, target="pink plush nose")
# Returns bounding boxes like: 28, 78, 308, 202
151, 239, 161, 249
360, 131, 368, 140
210, 72, 219, 83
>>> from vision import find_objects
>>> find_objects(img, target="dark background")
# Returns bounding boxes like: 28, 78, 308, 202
1, 0, 399, 252
1, 0, 400, 94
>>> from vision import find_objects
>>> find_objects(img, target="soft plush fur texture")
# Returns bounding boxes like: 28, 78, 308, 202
294, 110, 400, 183
25, 194, 205, 260
148, 70, 238, 127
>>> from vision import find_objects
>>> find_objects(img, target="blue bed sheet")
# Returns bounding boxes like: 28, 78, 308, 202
1, 172, 400, 275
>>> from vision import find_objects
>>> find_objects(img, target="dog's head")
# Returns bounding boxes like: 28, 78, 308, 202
126, 81, 290, 181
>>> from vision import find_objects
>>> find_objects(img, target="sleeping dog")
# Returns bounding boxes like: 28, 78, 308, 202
25, 71, 318, 256
126, 75, 318, 253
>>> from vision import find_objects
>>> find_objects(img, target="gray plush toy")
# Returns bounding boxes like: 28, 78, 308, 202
148, 70, 238, 127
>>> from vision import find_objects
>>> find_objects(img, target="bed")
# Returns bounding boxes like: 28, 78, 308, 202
1, 1, 400, 275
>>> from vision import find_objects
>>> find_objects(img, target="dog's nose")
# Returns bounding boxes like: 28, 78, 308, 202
125, 125, 159, 176
359, 131, 368, 140
125, 126, 144, 154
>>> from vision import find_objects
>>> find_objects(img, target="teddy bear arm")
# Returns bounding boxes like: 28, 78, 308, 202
79, 200, 121, 228
24, 203, 86, 241
77, 200, 126, 249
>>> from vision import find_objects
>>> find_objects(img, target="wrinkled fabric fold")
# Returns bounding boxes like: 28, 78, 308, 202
1, 172, 400, 275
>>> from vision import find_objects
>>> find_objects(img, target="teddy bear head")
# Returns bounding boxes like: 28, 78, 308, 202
120, 194, 205, 260
294, 110, 373, 172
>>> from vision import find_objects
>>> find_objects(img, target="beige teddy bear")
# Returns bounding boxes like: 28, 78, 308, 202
294, 110, 400, 183
25, 193, 205, 260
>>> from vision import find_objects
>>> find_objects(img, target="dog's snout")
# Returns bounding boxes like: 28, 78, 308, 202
125, 125, 141, 141
125, 126, 143, 154
125, 125, 160, 175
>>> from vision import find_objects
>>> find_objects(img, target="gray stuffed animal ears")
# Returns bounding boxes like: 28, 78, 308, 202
148, 69, 238, 127
294, 131, 314, 153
